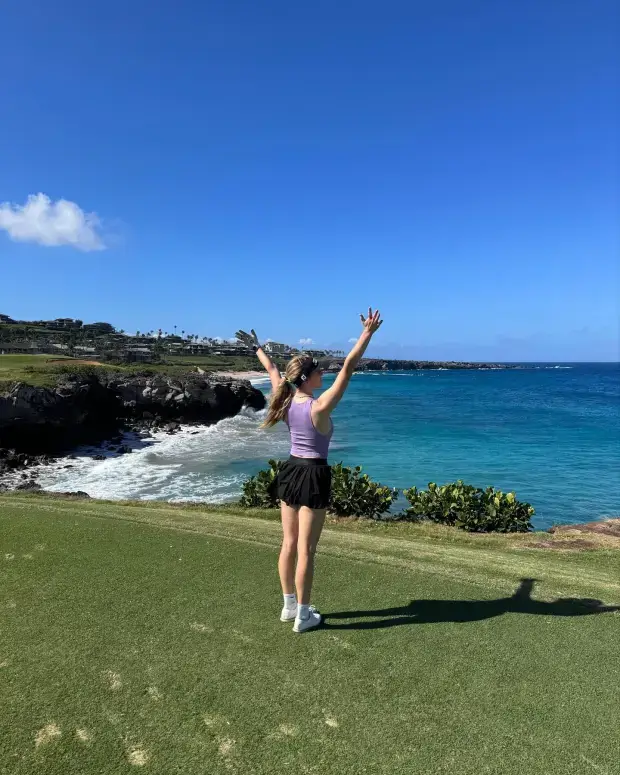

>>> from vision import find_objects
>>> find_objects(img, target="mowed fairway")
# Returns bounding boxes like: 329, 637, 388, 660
1, 496, 618, 774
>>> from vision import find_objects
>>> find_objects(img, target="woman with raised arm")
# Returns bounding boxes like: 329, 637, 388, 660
236, 309, 383, 633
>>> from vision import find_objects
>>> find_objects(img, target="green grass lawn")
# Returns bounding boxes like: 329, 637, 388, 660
0, 353, 269, 390
0, 355, 77, 387
164, 354, 287, 373
0, 355, 73, 368
0, 354, 101, 389
1, 494, 618, 774
164, 354, 261, 370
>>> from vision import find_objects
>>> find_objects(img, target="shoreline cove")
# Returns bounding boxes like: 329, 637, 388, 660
1, 365, 618, 529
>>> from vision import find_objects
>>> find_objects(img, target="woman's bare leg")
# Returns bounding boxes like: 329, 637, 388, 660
296, 507, 326, 604
279, 502, 299, 594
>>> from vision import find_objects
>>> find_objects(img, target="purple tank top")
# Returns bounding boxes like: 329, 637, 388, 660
287, 399, 333, 460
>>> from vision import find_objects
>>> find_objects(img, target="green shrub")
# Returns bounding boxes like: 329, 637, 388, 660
240, 461, 397, 519
403, 481, 534, 533
49, 363, 106, 380
240, 459, 283, 508
329, 463, 397, 519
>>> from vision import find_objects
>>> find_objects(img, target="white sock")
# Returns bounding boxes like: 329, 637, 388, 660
283, 593, 297, 610
297, 603, 310, 620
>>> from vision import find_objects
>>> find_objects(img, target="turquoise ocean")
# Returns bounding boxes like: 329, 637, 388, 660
39, 363, 620, 529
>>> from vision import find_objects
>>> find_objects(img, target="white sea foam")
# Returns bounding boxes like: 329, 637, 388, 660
37, 408, 290, 503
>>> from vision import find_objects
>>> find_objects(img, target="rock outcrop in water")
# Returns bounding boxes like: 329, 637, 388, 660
0, 372, 265, 459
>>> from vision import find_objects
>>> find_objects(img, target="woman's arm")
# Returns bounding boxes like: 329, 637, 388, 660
314, 308, 383, 415
235, 329, 282, 393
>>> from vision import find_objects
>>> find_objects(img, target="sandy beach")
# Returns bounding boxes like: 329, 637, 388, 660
215, 370, 269, 382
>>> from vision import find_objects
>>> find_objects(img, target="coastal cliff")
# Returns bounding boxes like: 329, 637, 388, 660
0, 372, 265, 457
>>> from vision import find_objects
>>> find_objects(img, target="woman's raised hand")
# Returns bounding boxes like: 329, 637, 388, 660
360, 308, 383, 335
235, 329, 260, 349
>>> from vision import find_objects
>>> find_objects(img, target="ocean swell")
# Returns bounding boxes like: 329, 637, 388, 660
37, 407, 289, 503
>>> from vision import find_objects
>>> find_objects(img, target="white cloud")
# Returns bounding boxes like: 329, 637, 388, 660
0, 193, 105, 251
299, 338, 313, 346
348, 337, 358, 343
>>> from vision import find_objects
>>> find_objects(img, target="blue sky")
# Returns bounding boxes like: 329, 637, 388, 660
0, 0, 617, 361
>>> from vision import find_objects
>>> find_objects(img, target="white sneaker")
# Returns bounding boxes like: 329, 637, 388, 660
280, 605, 297, 622
293, 607, 323, 633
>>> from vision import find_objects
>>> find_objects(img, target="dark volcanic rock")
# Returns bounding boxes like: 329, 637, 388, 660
0, 378, 120, 453
549, 518, 620, 538
15, 481, 42, 491
324, 359, 518, 372
0, 372, 266, 458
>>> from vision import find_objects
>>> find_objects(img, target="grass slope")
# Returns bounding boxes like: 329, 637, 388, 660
1, 494, 618, 775
0, 355, 76, 387
0, 353, 267, 389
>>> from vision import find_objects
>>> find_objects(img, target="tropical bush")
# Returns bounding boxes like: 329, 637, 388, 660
329, 463, 397, 519
240, 459, 283, 508
402, 481, 534, 533
240, 461, 397, 519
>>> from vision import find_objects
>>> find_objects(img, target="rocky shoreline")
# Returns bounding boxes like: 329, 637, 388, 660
323, 359, 520, 372
0, 372, 265, 492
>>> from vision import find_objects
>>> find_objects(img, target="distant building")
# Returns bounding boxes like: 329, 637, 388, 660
264, 342, 292, 355
0, 341, 40, 354
213, 343, 247, 356
0, 314, 14, 324
180, 342, 216, 355
46, 318, 82, 330
125, 347, 153, 362
49, 344, 98, 357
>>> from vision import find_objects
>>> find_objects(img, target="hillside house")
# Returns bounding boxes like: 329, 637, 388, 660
264, 342, 292, 355
0, 341, 40, 354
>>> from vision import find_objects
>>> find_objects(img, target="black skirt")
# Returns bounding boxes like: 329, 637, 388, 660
277, 456, 332, 510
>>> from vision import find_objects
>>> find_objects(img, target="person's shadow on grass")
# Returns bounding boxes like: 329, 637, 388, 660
322, 578, 619, 630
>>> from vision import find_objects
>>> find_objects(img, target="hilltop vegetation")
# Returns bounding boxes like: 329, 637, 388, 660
0, 313, 323, 364
0, 354, 271, 390
1, 312, 516, 381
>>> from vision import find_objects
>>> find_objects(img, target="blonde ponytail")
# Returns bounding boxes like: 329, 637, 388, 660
262, 355, 314, 428
262, 379, 294, 428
